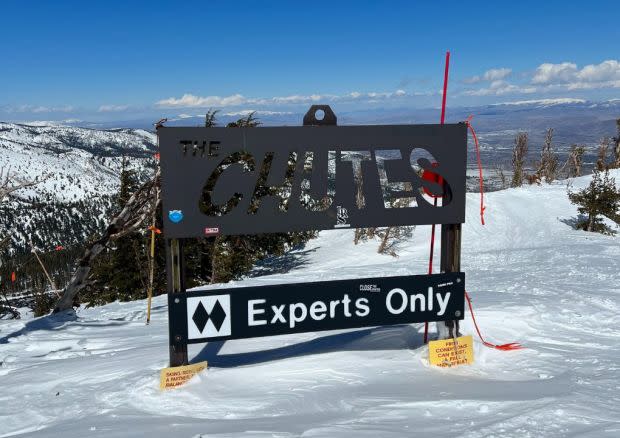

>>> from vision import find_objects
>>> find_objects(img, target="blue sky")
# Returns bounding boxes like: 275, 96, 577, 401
2, 0, 620, 122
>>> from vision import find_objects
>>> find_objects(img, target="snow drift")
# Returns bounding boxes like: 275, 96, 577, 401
1, 171, 619, 437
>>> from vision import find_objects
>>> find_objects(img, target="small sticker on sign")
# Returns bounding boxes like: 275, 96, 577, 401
160, 361, 208, 390
428, 335, 474, 368
204, 227, 220, 236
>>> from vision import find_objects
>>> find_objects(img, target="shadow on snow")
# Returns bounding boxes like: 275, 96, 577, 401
192, 323, 425, 368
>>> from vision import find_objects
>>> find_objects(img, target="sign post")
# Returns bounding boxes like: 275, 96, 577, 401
167, 238, 188, 366
158, 105, 469, 368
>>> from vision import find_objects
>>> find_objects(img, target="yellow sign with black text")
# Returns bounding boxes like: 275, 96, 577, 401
160, 361, 208, 390
429, 335, 474, 367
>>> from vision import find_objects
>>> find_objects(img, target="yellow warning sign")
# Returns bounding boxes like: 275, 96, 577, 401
428, 335, 474, 368
160, 361, 208, 390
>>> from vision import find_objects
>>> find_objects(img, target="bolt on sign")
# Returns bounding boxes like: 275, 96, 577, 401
159, 106, 469, 368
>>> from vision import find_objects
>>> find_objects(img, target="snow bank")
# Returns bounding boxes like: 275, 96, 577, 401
1, 171, 619, 437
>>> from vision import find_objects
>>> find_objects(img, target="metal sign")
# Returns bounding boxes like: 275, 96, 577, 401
168, 273, 464, 343
161, 106, 468, 367
159, 123, 467, 237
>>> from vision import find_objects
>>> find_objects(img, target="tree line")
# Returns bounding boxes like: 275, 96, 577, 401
2, 115, 619, 318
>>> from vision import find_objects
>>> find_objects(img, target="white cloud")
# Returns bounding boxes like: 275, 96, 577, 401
464, 60, 620, 97
483, 68, 512, 81
4, 105, 74, 113
156, 93, 248, 107
531, 62, 578, 84
223, 110, 293, 116
465, 67, 512, 84
98, 104, 129, 112
155, 90, 412, 108
531, 60, 620, 89
577, 60, 620, 82
462, 80, 536, 96
492, 98, 586, 106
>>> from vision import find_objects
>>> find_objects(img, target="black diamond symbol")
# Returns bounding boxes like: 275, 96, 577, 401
208, 299, 227, 332
192, 301, 209, 333
192, 299, 227, 333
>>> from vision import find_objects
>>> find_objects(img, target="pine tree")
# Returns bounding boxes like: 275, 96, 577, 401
568, 169, 620, 233
86, 156, 147, 304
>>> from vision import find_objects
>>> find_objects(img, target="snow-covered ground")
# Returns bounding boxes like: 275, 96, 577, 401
1, 171, 619, 437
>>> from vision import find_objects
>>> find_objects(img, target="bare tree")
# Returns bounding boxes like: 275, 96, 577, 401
511, 132, 528, 187
536, 128, 559, 183
494, 164, 508, 189
52, 168, 161, 313
566, 145, 586, 178
597, 137, 610, 171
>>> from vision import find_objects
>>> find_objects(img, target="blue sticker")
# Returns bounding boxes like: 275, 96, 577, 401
168, 210, 184, 223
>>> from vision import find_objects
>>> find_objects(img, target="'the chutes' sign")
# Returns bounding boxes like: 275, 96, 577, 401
159, 123, 467, 237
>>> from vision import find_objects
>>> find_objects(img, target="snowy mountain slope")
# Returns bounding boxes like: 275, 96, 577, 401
0, 171, 619, 437
0, 122, 156, 202
0, 122, 157, 251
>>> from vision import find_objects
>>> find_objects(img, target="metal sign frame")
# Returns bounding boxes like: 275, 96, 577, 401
160, 106, 467, 367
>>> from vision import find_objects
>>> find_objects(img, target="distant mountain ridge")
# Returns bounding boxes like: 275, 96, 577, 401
1, 97, 619, 252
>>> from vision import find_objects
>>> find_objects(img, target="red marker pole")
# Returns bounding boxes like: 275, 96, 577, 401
440, 51, 450, 124
424, 51, 450, 344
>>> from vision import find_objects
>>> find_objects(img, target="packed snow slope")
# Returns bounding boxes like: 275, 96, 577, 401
1, 171, 619, 437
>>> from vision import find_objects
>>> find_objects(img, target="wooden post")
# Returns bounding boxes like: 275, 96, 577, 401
437, 223, 462, 339
31, 248, 60, 298
167, 238, 189, 366
146, 226, 156, 324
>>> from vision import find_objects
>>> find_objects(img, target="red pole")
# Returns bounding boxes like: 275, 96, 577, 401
440, 51, 451, 124
424, 51, 451, 344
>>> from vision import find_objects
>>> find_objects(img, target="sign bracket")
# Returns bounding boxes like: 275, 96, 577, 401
438, 223, 462, 339
167, 238, 189, 366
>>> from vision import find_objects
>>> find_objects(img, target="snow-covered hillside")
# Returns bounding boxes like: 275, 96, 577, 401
0, 122, 156, 251
0, 171, 619, 437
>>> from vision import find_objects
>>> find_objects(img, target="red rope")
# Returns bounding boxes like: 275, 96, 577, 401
465, 115, 486, 225
465, 291, 523, 350
423, 54, 519, 350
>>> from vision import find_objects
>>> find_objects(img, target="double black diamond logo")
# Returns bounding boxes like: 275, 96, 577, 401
192, 299, 227, 333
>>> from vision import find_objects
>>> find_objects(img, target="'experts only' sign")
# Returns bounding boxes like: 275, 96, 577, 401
168, 273, 464, 343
